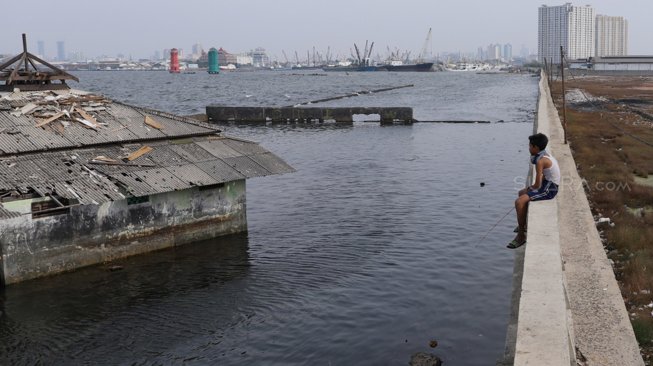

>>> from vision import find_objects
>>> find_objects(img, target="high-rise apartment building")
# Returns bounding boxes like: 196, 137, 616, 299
37, 40, 45, 59
595, 15, 628, 57
503, 44, 513, 61
538, 3, 595, 63
56, 41, 66, 61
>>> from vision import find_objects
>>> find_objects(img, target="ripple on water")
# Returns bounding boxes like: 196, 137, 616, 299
0, 72, 538, 366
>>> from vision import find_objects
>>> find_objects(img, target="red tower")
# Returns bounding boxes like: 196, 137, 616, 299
169, 48, 180, 73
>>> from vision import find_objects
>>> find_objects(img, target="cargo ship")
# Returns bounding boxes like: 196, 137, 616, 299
383, 62, 434, 72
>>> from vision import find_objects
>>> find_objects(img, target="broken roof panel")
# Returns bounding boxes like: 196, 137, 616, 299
133, 168, 191, 192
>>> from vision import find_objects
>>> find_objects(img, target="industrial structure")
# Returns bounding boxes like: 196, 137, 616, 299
169, 48, 180, 73
208, 47, 219, 74
0, 36, 294, 286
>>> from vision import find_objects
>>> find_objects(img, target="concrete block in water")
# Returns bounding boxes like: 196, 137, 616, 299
206, 106, 413, 124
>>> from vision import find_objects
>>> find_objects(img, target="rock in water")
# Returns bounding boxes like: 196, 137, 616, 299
410, 352, 443, 366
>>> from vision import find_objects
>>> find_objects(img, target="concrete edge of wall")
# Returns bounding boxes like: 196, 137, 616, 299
511, 70, 645, 365
512, 71, 575, 365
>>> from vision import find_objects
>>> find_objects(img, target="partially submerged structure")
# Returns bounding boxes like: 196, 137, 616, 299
0, 36, 293, 286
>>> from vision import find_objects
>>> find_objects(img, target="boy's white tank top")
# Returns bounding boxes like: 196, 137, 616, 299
541, 154, 561, 185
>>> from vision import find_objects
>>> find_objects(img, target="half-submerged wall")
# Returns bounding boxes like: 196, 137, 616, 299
0, 180, 247, 285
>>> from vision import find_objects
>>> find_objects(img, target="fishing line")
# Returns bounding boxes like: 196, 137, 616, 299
477, 206, 515, 246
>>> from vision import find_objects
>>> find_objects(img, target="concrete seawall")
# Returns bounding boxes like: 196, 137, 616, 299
509, 71, 644, 365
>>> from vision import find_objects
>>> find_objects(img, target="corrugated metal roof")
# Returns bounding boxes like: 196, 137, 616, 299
0, 89, 294, 211
222, 156, 271, 177
195, 159, 246, 183
0, 89, 219, 156
134, 168, 191, 192
195, 139, 243, 158
248, 152, 295, 175
168, 142, 216, 163
165, 164, 218, 186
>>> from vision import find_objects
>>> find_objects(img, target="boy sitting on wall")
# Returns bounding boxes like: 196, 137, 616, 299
508, 133, 561, 249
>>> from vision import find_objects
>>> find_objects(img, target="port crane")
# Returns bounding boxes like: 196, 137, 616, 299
417, 28, 433, 63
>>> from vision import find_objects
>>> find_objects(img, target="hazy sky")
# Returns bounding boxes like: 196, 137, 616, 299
1, 0, 651, 59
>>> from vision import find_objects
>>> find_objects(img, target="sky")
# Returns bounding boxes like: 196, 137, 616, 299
1, 0, 651, 60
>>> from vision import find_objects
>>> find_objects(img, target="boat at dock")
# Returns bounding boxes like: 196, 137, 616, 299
383, 62, 434, 72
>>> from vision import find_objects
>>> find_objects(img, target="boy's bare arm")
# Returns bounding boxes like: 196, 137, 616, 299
530, 159, 545, 190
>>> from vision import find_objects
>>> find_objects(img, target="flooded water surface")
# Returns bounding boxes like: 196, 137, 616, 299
0, 71, 537, 365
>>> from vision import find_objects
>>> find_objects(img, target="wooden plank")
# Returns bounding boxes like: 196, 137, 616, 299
75, 107, 100, 127
35, 111, 65, 127
144, 115, 163, 129
126, 146, 153, 161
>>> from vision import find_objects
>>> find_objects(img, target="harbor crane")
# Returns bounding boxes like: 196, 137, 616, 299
418, 28, 433, 63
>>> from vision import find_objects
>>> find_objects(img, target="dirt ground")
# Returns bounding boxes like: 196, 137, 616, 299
551, 74, 653, 363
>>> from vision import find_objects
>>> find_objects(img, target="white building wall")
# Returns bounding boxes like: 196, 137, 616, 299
596, 15, 628, 57
539, 3, 594, 63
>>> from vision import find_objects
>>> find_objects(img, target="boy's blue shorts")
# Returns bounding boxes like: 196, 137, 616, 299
527, 179, 559, 201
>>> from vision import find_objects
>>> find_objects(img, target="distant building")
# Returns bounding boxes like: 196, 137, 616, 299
503, 44, 513, 61
236, 54, 253, 66
249, 47, 270, 67
191, 43, 204, 60
218, 48, 237, 66
163, 49, 170, 61
37, 40, 45, 59
57, 41, 66, 62
487, 44, 502, 60
595, 15, 628, 57
538, 3, 595, 63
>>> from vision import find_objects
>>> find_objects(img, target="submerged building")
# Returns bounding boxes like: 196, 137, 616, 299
0, 35, 293, 286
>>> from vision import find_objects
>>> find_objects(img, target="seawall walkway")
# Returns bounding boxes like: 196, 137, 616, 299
507, 71, 644, 365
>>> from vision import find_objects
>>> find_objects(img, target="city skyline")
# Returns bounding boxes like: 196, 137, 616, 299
1, 0, 652, 60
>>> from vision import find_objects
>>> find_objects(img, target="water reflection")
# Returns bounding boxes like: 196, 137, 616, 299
0, 233, 250, 365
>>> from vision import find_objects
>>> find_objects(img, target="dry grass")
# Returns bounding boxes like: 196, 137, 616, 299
552, 75, 653, 362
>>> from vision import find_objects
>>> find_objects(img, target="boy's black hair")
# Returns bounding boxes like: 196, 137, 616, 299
529, 133, 548, 151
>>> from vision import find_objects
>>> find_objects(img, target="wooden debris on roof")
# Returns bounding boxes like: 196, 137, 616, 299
126, 146, 153, 161
144, 115, 163, 129
35, 111, 65, 127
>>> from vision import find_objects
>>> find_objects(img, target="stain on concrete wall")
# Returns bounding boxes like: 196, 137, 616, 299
0, 179, 247, 285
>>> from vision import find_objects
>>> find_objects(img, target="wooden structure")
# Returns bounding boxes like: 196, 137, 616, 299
0, 34, 79, 91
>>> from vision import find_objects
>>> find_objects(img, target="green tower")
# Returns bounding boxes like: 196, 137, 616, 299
208, 48, 219, 74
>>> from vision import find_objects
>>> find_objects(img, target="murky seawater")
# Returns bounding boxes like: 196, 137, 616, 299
0, 71, 538, 365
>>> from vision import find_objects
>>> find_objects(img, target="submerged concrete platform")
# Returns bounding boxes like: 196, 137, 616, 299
206, 106, 413, 124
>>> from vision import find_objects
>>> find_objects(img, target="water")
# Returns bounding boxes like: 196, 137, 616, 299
0, 71, 538, 365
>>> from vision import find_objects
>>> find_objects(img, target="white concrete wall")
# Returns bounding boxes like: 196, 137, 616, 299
514, 71, 644, 365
